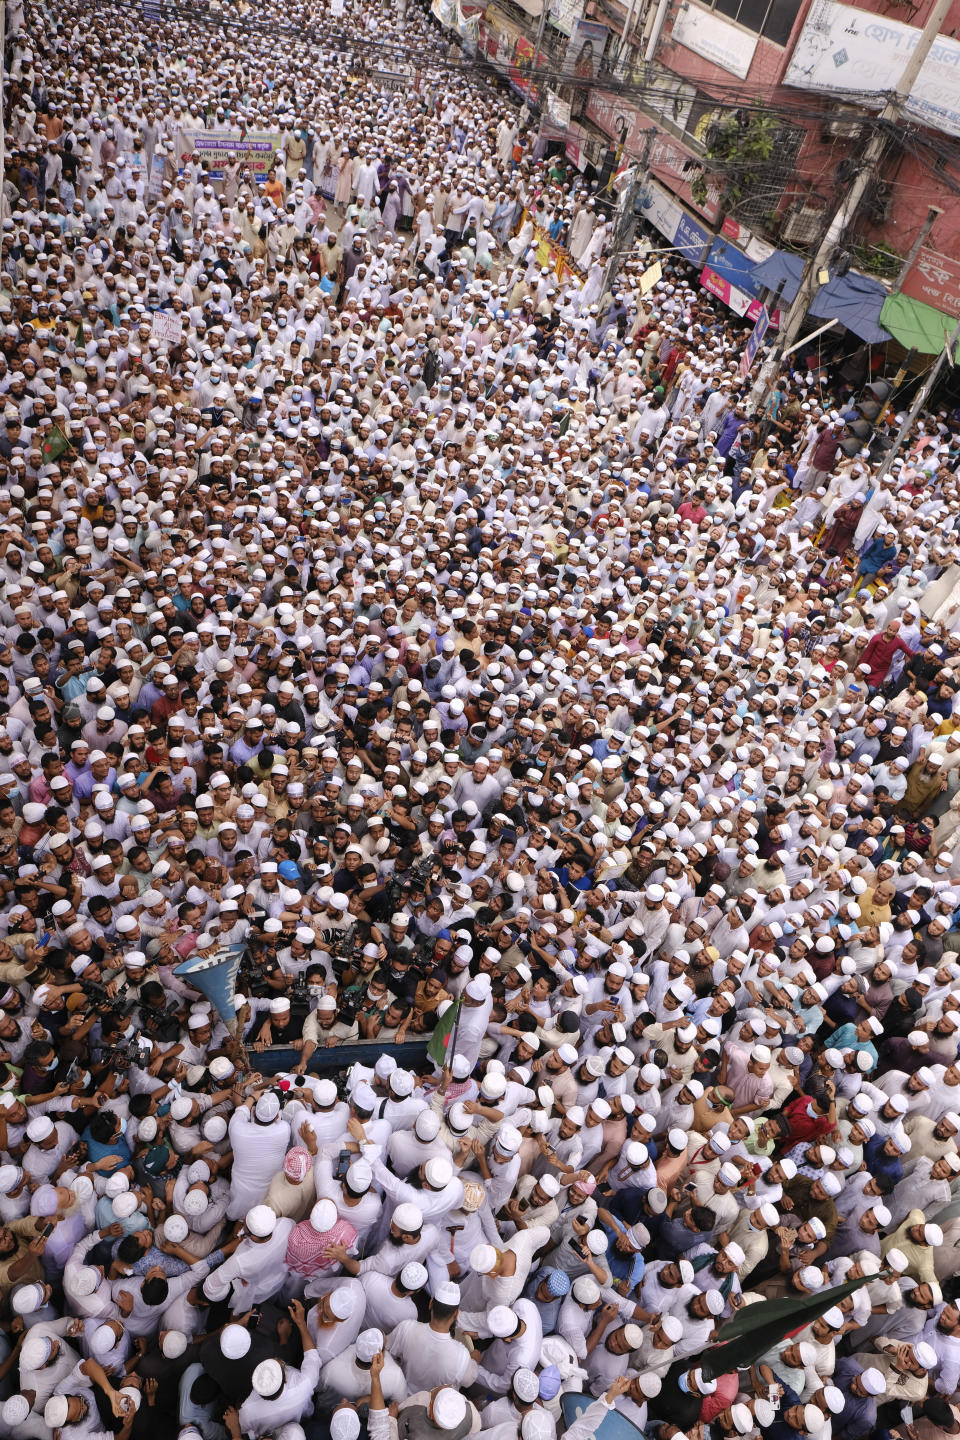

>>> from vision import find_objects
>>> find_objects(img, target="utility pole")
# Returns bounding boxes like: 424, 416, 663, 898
601, 125, 655, 300
533, 0, 548, 77
526, 0, 549, 133
872, 316, 960, 483
895, 203, 942, 288
750, 0, 953, 411
643, 0, 670, 60
870, 345, 917, 433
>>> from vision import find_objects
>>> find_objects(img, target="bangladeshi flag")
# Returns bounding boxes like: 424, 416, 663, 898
696, 1272, 875, 1381
428, 998, 462, 1066
41, 424, 71, 464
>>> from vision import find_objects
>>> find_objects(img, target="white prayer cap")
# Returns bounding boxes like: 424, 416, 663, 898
45, 1398, 71, 1429
252, 1359, 284, 1397
393, 1202, 423, 1232
488, 1305, 519, 1338
331, 1411, 362, 1440
471, 1243, 498, 1274
220, 1324, 252, 1359
433, 1389, 468, 1431
355, 1328, 384, 1362
20, 1333, 53, 1367
244, 1205, 277, 1238
164, 1215, 189, 1243
2, 1396, 30, 1425
255, 1092, 281, 1122
310, 1199, 339, 1232
11, 1282, 45, 1316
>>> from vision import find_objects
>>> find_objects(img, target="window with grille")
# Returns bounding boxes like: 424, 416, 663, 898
728, 123, 806, 226
702, 0, 797, 46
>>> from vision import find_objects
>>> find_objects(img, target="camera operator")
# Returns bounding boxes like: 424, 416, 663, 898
138, 979, 186, 1055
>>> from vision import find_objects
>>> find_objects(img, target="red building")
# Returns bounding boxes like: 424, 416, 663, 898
633, 0, 960, 263
454, 0, 960, 346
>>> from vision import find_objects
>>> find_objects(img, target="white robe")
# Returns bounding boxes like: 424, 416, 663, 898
203, 1221, 295, 1311
227, 1108, 292, 1219
567, 207, 595, 262
580, 221, 609, 271
853, 485, 896, 550
355, 161, 381, 206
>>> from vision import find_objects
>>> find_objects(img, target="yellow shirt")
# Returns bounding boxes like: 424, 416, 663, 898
858, 888, 892, 928
881, 1208, 935, 1283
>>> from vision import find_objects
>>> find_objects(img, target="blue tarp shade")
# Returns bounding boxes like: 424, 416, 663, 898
704, 239, 765, 301
750, 252, 891, 344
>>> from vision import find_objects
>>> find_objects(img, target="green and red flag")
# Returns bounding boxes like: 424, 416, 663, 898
427, 998, 462, 1067
41, 424, 71, 464
696, 1272, 875, 1380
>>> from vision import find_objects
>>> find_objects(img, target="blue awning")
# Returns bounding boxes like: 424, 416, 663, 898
750, 250, 805, 301
750, 252, 891, 344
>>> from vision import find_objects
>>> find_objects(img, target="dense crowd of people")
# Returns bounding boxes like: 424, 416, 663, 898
1, 0, 960, 1436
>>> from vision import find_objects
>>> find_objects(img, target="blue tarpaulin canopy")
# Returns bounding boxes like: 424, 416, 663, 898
750, 252, 891, 344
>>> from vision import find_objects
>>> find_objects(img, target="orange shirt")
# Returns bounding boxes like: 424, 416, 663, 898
264, 176, 285, 208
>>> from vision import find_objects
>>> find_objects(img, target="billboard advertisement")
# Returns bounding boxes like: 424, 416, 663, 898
785, 1, 960, 138
564, 19, 608, 79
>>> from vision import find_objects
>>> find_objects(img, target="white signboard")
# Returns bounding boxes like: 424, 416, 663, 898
148, 152, 165, 198
744, 233, 775, 263
151, 311, 183, 346
545, 89, 572, 128
549, 0, 584, 38
639, 260, 662, 295
670, 2, 758, 79
638, 178, 683, 245
785, 0, 960, 138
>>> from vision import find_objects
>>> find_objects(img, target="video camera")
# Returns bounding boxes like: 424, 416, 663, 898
83, 980, 133, 1017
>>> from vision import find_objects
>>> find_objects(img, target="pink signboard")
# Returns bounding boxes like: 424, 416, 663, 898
701, 266, 780, 324
901, 246, 960, 319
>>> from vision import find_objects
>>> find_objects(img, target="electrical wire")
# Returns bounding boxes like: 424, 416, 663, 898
55, 0, 960, 236
73, 0, 948, 159
72, 0, 914, 131
78, 0, 909, 195
892, 127, 960, 199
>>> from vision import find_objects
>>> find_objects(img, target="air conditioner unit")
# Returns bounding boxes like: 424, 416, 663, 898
823, 115, 864, 140
782, 204, 824, 244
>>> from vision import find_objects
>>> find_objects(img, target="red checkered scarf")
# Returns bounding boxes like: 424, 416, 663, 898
284, 1214, 358, 1277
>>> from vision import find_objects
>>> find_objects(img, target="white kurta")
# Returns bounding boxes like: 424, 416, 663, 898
203, 1221, 295, 1312
454, 996, 494, 1071
227, 1108, 292, 1219
358, 1272, 419, 1332
238, 1349, 321, 1434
